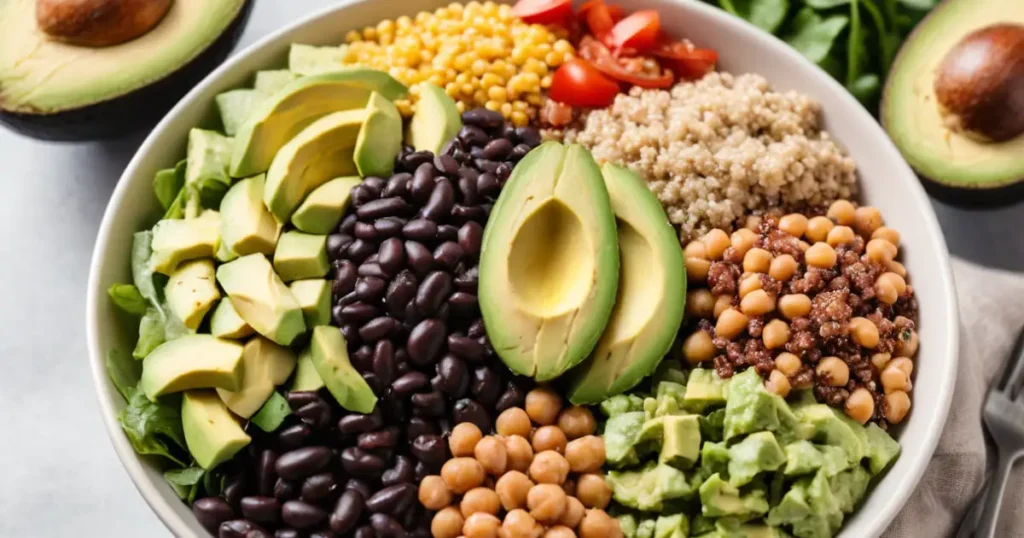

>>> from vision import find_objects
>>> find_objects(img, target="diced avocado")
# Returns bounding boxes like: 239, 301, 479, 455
254, 70, 299, 95
289, 279, 332, 327
263, 108, 365, 222
699, 409, 727, 443
354, 92, 403, 177
251, 391, 292, 433
637, 519, 657, 538
216, 337, 297, 418
181, 390, 251, 470
273, 231, 330, 281
309, 326, 376, 413
216, 241, 239, 263
698, 473, 769, 520
607, 462, 693, 512
164, 259, 220, 330
153, 161, 185, 211
800, 471, 844, 536
654, 359, 689, 387
216, 89, 264, 136
216, 254, 307, 346
864, 422, 901, 474
724, 369, 811, 444
766, 483, 813, 528
783, 441, 825, 477
701, 441, 730, 478
291, 176, 361, 234
818, 445, 851, 477
660, 415, 701, 469
619, 514, 639, 538
186, 129, 233, 192
794, 404, 867, 464
220, 174, 281, 257
480, 142, 619, 381
209, 300, 254, 339
601, 394, 646, 417
603, 411, 647, 467
149, 211, 221, 275
655, 513, 689, 538
288, 44, 346, 75
140, 335, 244, 400
829, 465, 871, 514
291, 347, 326, 392
656, 381, 688, 407
406, 82, 461, 154
692, 515, 716, 536
684, 368, 729, 412
570, 163, 686, 404
231, 69, 407, 177
727, 431, 786, 487
711, 519, 789, 538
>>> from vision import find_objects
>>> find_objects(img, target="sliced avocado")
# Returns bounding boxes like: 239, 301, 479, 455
570, 163, 686, 403
288, 44, 346, 75
354, 92, 403, 177
654, 514, 689, 538
726, 431, 786, 487
291, 347, 326, 392
698, 473, 769, 519
684, 368, 729, 412
291, 176, 361, 234
216, 89, 264, 136
139, 335, 244, 400
660, 414, 701, 469
794, 404, 867, 467
216, 336, 297, 418
606, 462, 693, 512
254, 70, 299, 95
290, 279, 332, 327
216, 254, 307, 346
407, 82, 461, 154
164, 259, 220, 330
230, 69, 407, 177
150, 210, 220, 275
309, 326, 376, 413
251, 391, 292, 432
864, 422, 901, 474
209, 299, 254, 339
219, 174, 281, 257
263, 108, 366, 221
273, 231, 330, 282
181, 390, 251, 470
480, 142, 619, 381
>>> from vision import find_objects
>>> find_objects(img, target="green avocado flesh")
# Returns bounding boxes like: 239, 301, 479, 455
309, 326, 376, 414
140, 335, 244, 400
569, 163, 686, 404
216, 254, 306, 346
215, 337, 296, 419
354, 92, 403, 177
479, 142, 619, 381
882, 0, 1024, 190
407, 82, 462, 154
181, 390, 250, 470
0, 0, 245, 114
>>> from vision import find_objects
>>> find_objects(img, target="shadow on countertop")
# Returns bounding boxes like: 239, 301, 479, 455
931, 198, 1024, 273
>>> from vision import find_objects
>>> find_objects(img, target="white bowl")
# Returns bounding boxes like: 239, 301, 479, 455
86, 1, 960, 536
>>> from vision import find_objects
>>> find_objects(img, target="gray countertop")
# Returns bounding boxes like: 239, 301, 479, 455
0, 2, 1020, 537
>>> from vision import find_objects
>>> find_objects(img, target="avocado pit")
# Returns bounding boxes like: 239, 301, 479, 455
36, 0, 173, 47
933, 23, 1024, 143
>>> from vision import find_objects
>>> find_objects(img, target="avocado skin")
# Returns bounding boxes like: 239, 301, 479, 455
0, 0, 252, 141
919, 175, 1024, 208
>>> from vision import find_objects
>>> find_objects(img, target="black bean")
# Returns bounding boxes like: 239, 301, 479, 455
482, 138, 513, 160
515, 126, 542, 147
219, 519, 268, 538
476, 172, 500, 197
383, 173, 413, 198
194, 497, 235, 533
384, 270, 418, 316
375, 218, 406, 239
462, 108, 503, 129
351, 344, 374, 373
338, 409, 382, 436
404, 240, 434, 274
382, 456, 415, 487
467, 318, 486, 338
357, 262, 389, 279
432, 242, 464, 271
339, 302, 380, 324
327, 234, 354, 261
357, 426, 400, 450
275, 529, 300, 538
441, 137, 462, 156
453, 399, 490, 432
309, 531, 337, 538
411, 163, 438, 202
295, 398, 332, 429
407, 318, 446, 365
433, 154, 460, 176
353, 221, 377, 240
457, 176, 480, 206
275, 447, 332, 480
341, 447, 388, 476
339, 214, 358, 234
281, 500, 327, 529
350, 185, 376, 207
359, 316, 398, 342
331, 260, 357, 296
345, 478, 372, 499
339, 324, 361, 346
406, 418, 436, 440
451, 204, 488, 223
354, 526, 376, 538
401, 151, 434, 173
371, 340, 396, 385
336, 290, 361, 307
355, 277, 386, 301
420, 179, 455, 221
367, 483, 417, 516
256, 450, 278, 497
370, 513, 405, 538
329, 489, 365, 534
458, 124, 490, 147
415, 272, 453, 316
402, 219, 438, 241
274, 478, 299, 501
454, 267, 479, 293
471, 367, 501, 407
495, 162, 513, 181
474, 159, 499, 174
448, 334, 486, 362
377, 238, 406, 276
285, 391, 320, 409
410, 434, 447, 465
448, 292, 479, 319
411, 391, 446, 417
363, 176, 387, 194
435, 355, 469, 397
456, 222, 484, 257
361, 372, 381, 394
346, 239, 377, 262
356, 197, 410, 220
510, 143, 533, 161
391, 371, 429, 395
240, 497, 280, 524
300, 472, 337, 502
495, 382, 526, 413
437, 224, 459, 242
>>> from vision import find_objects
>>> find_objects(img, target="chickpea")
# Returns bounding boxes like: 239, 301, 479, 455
743, 248, 774, 273
763, 319, 790, 349
866, 238, 897, 263
816, 357, 850, 387
579, 509, 624, 538
739, 274, 763, 299
544, 526, 576, 538
497, 408, 533, 438
527, 483, 568, 523
532, 426, 567, 454
798, 240, 811, 252
686, 289, 716, 319
740, 289, 776, 316
502, 509, 541, 538
713, 294, 734, 318
884, 390, 912, 424
826, 225, 856, 247
871, 352, 892, 371
854, 206, 883, 237
877, 272, 907, 295
565, 435, 605, 473
845, 388, 875, 425
683, 330, 717, 364
744, 215, 762, 230
774, 352, 802, 376
875, 279, 898, 305
827, 200, 856, 225
575, 474, 612, 509
765, 369, 791, 398
464, 512, 502, 538
495, 471, 534, 511
805, 216, 834, 243
451, 422, 483, 457
505, 435, 534, 473
525, 387, 562, 425
442, 458, 486, 494
887, 260, 908, 278
849, 317, 880, 348
769, 254, 799, 281
557, 406, 596, 440
475, 436, 509, 476
529, 451, 570, 485
716, 308, 749, 340
872, 226, 901, 247
779, 213, 809, 237
889, 357, 914, 376
778, 294, 812, 320
687, 257, 711, 282
806, 242, 837, 269
881, 364, 911, 394
703, 229, 731, 260
419, 475, 453, 510
560, 496, 585, 528
731, 228, 758, 256
684, 240, 707, 260
433, 506, 465, 538
462, 487, 502, 517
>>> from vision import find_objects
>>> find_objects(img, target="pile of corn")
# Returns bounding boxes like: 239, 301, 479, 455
341, 1, 574, 126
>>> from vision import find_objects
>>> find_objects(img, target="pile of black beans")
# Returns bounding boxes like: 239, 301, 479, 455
190, 109, 543, 538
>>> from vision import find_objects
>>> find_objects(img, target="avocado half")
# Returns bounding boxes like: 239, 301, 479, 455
881, 0, 1024, 206
0, 0, 252, 141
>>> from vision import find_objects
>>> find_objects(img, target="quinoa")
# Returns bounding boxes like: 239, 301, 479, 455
562, 72, 858, 242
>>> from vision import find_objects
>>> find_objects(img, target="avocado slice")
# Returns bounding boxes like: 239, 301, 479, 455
882, 0, 1024, 205
209, 299, 254, 339
181, 390, 251, 470
273, 231, 330, 282
288, 44, 347, 76
354, 92, 403, 177
230, 69, 407, 177
216, 254, 307, 346
139, 335, 245, 400
254, 70, 298, 95
263, 108, 366, 222
216, 336, 297, 418
309, 326, 377, 413
219, 174, 281, 257
185, 129, 233, 205
164, 259, 220, 330
569, 163, 686, 403
216, 89, 265, 137
479, 142, 619, 381
290, 279, 332, 327
149, 211, 221, 275
291, 347, 326, 392
291, 176, 361, 234
407, 82, 461, 154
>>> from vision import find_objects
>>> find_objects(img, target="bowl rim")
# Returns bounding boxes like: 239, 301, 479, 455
86, 1, 960, 536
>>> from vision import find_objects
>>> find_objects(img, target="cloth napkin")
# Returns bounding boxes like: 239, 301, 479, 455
884, 258, 1024, 538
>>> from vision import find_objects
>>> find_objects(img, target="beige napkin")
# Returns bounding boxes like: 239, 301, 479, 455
884, 258, 1024, 538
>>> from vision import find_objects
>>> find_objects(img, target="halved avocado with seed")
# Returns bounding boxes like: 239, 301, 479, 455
479, 142, 619, 381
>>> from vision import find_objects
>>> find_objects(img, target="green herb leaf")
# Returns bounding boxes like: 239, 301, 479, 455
802, 0, 852, 7
895, 0, 938, 9
846, 0, 865, 87
107, 284, 149, 315
861, 0, 899, 72
118, 390, 188, 467
202, 468, 227, 498
251, 392, 293, 433
152, 161, 186, 211
783, 8, 850, 64
847, 74, 881, 103
130, 231, 163, 310
723, 0, 791, 34
106, 349, 141, 401
133, 308, 166, 359
164, 466, 205, 502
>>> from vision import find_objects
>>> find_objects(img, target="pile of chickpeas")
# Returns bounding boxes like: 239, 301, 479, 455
419, 387, 622, 538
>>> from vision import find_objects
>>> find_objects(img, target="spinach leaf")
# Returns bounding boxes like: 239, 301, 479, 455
106, 349, 141, 401
118, 390, 188, 467
133, 308, 166, 359
130, 231, 162, 309
802, 0, 851, 7
861, 0, 898, 71
845, 0, 865, 87
720, 0, 791, 34
896, 0, 938, 9
164, 466, 205, 502
848, 73, 881, 103
202, 468, 227, 498
107, 284, 149, 315
783, 8, 850, 64
163, 188, 187, 220
251, 392, 292, 433
152, 161, 186, 211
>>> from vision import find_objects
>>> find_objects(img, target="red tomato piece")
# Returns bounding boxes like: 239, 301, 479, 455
651, 40, 719, 80
511, 0, 573, 25
577, 36, 674, 89
548, 59, 621, 108
610, 10, 661, 51
577, 0, 615, 41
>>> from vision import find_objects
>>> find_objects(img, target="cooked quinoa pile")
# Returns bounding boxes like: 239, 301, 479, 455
563, 72, 858, 241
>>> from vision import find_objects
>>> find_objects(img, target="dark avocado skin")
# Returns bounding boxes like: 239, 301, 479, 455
0, 0, 252, 142
920, 174, 1024, 208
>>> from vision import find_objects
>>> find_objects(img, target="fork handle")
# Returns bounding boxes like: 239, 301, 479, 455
975, 452, 1019, 538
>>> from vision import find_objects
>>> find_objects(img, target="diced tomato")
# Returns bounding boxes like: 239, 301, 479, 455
511, 0, 573, 25
577, 0, 616, 43
651, 40, 719, 80
548, 59, 621, 108
577, 36, 674, 89
609, 10, 661, 51
606, 4, 625, 22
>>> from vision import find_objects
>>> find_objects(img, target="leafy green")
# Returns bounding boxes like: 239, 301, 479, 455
106, 349, 141, 401
153, 160, 186, 211
783, 9, 849, 64
107, 284, 149, 315
127, 231, 192, 360
119, 390, 188, 467
164, 466, 205, 502
133, 308, 167, 359
719, 0, 790, 33
251, 392, 292, 432
131, 231, 160, 309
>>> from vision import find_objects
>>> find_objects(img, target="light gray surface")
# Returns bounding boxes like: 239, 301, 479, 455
0, 2, 1021, 537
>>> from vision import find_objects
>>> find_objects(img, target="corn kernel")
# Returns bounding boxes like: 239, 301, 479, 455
488, 86, 508, 102
511, 110, 529, 126
500, 102, 513, 116
485, 100, 501, 111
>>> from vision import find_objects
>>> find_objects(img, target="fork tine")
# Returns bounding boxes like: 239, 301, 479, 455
998, 325, 1024, 397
